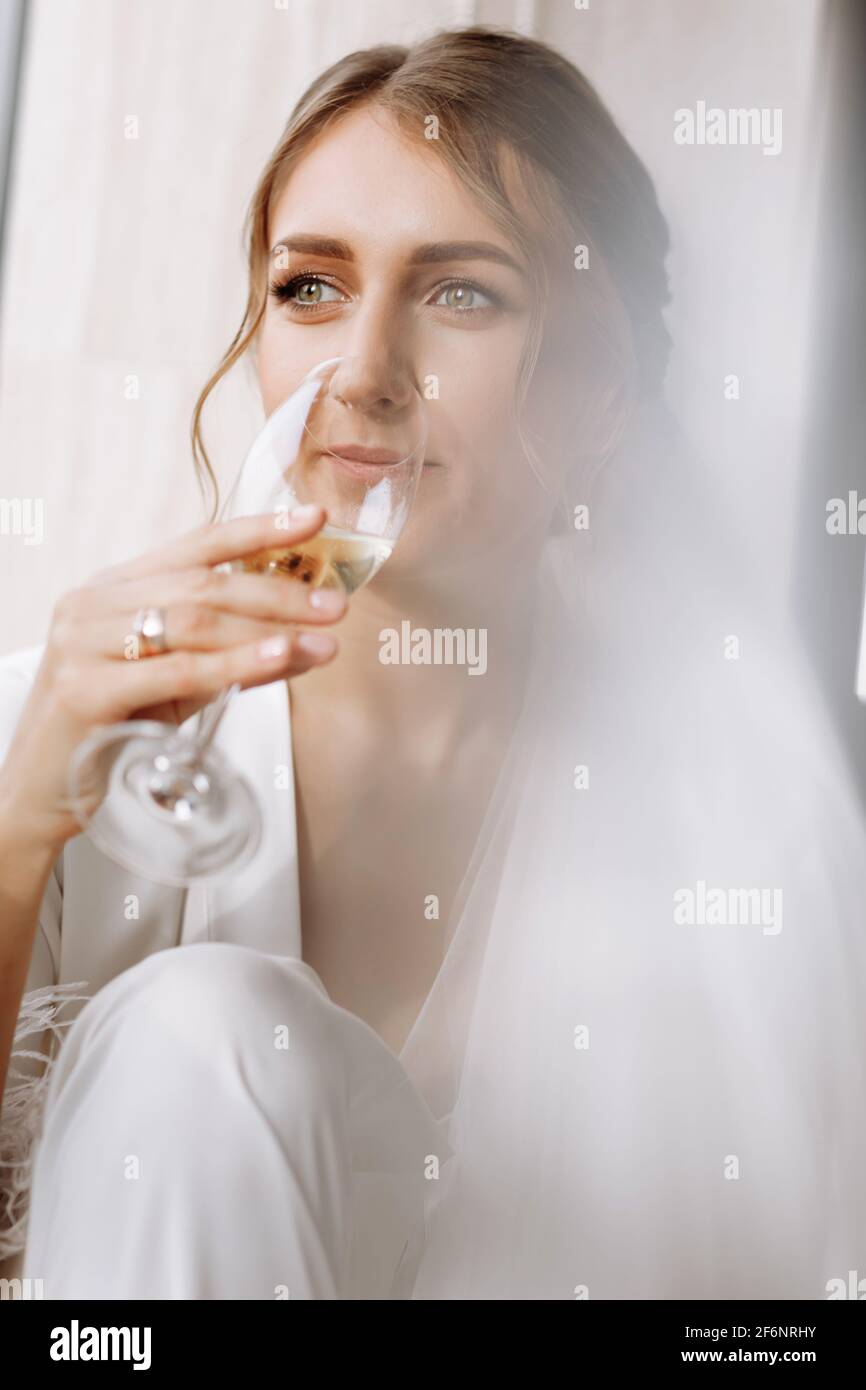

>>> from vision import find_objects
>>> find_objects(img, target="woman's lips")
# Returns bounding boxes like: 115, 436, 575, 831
320, 444, 440, 478
328, 444, 403, 465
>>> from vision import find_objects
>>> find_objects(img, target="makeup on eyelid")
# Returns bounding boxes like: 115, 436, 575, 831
266, 268, 510, 315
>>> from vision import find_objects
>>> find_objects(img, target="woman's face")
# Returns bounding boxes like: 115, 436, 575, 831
256, 104, 570, 579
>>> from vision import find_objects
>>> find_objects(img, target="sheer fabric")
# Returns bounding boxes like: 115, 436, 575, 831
400, 403, 866, 1299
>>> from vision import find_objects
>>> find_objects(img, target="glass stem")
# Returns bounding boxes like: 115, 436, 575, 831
187, 683, 241, 761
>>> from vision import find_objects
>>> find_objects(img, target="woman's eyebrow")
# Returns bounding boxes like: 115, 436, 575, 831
270, 233, 524, 273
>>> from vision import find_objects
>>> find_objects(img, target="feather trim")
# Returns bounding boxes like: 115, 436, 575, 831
0, 982, 90, 1261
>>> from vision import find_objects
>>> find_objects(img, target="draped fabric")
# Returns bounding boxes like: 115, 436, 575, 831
401, 402, 866, 1298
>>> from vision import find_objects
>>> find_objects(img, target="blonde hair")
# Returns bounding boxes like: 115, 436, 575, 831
191, 26, 672, 521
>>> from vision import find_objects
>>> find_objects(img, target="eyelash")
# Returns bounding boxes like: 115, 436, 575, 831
267, 270, 503, 317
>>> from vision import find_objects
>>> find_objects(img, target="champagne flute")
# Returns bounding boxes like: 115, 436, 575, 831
67, 356, 427, 885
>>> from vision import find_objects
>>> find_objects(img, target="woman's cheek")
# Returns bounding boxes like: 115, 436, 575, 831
255, 319, 290, 413
255, 316, 328, 413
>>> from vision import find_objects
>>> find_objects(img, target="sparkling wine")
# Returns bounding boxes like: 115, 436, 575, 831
239, 524, 393, 595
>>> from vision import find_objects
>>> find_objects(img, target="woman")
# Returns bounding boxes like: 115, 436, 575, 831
2, 27, 865, 1300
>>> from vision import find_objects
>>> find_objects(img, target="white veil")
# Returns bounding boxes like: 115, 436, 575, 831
400, 397, 866, 1300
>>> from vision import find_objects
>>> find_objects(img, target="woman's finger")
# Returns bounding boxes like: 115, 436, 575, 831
72, 590, 345, 659
85, 505, 326, 586
93, 564, 348, 630
96, 628, 337, 716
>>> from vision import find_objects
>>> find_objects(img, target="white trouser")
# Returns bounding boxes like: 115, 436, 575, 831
21, 942, 443, 1299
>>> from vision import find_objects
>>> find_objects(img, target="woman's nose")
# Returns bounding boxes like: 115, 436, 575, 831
329, 292, 421, 416
330, 351, 419, 418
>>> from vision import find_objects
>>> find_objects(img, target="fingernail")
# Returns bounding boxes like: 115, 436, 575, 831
309, 588, 345, 612
292, 503, 322, 522
258, 635, 290, 660
296, 632, 336, 658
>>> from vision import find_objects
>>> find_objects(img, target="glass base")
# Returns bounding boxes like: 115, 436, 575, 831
68, 720, 263, 886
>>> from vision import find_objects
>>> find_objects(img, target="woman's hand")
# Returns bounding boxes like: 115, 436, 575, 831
0, 505, 344, 853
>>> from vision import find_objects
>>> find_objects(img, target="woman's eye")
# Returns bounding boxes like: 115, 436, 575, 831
269, 275, 344, 309
431, 281, 497, 313
269, 274, 501, 317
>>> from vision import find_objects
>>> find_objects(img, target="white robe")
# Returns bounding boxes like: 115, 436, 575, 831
0, 641, 453, 1294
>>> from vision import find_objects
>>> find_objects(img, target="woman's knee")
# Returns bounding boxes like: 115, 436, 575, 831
89, 942, 325, 1026
60, 942, 344, 1109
